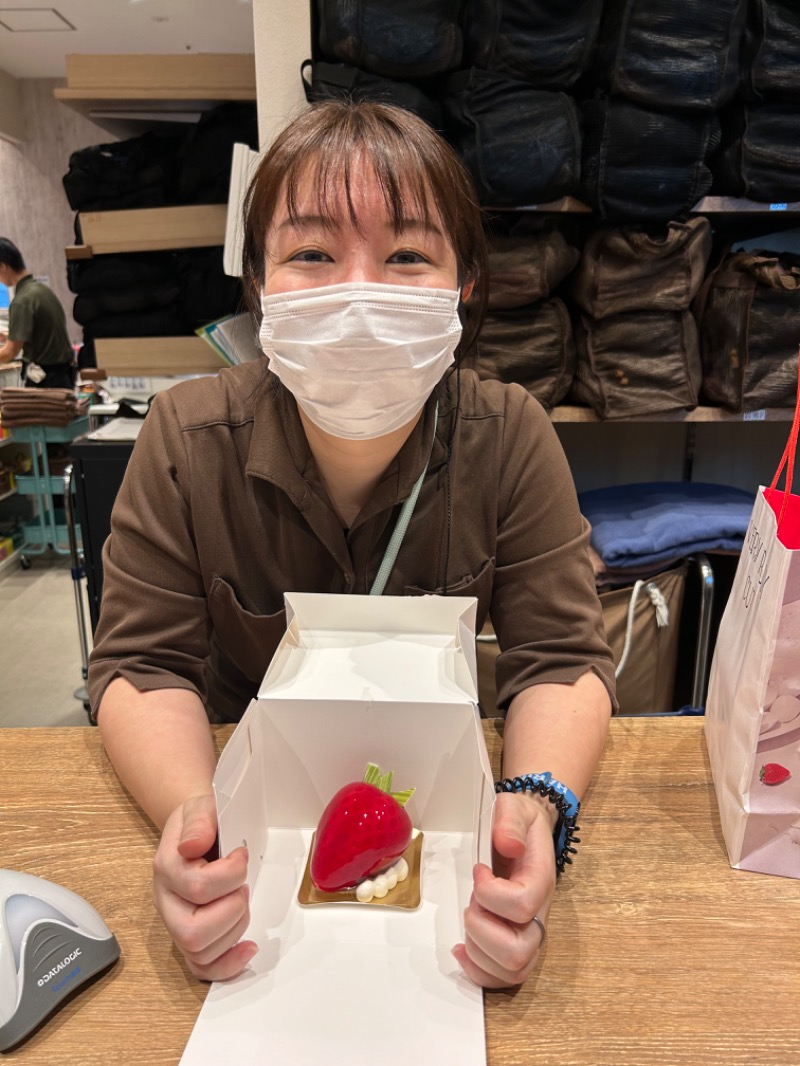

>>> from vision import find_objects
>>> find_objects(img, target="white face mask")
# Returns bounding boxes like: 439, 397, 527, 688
258, 281, 462, 440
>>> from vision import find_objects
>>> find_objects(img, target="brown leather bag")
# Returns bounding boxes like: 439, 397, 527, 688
571, 217, 712, 318
486, 226, 581, 309
570, 309, 702, 418
475, 299, 577, 410
696, 250, 800, 412
476, 562, 688, 717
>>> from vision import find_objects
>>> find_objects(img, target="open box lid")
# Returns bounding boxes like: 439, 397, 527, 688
215, 593, 493, 875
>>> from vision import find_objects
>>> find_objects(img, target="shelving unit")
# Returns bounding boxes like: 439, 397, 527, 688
550, 405, 795, 423
11, 418, 89, 564
55, 53, 253, 378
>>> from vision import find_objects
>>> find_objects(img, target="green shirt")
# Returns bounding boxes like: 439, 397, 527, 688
8, 274, 72, 367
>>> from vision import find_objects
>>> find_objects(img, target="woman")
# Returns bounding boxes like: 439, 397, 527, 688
89, 100, 615, 990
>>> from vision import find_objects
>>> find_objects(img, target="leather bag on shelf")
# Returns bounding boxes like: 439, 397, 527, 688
463, 0, 603, 90
705, 361, 800, 878
593, 0, 746, 112
697, 250, 800, 412
475, 298, 577, 410
443, 68, 582, 206
571, 309, 702, 418
571, 217, 712, 319
486, 224, 580, 309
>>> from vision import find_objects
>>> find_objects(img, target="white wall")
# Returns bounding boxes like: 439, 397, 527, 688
253, 0, 310, 148
0, 79, 115, 341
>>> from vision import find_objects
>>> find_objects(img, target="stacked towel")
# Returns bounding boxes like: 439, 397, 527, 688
579, 481, 755, 583
0, 388, 90, 428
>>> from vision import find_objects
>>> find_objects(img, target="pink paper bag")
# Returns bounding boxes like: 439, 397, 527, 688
705, 353, 800, 878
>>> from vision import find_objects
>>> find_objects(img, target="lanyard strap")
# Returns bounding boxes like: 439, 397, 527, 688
369, 403, 438, 596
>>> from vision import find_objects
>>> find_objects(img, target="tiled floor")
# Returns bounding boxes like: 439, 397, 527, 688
0, 554, 92, 727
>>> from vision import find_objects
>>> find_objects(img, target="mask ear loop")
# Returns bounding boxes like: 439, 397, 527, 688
369, 404, 438, 596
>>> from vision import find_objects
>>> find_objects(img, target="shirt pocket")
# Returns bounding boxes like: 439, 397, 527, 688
403, 556, 495, 611
207, 575, 287, 684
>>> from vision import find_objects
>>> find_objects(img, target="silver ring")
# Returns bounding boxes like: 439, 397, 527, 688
531, 915, 547, 950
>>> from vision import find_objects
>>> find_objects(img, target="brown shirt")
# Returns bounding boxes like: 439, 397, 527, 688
88, 361, 616, 723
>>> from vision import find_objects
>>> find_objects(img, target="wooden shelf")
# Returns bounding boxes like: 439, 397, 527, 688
73, 204, 227, 256
550, 405, 795, 423
488, 196, 592, 213
54, 53, 256, 131
94, 336, 227, 376
691, 196, 800, 214
487, 196, 800, 216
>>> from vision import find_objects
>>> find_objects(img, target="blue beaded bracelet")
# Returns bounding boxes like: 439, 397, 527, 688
494, 772, 581, 876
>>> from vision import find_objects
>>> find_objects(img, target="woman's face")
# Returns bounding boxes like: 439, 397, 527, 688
263, 163, 472, 301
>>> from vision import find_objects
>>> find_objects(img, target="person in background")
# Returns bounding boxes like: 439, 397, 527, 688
88, 101, 616, 990
0, 238, 75, 389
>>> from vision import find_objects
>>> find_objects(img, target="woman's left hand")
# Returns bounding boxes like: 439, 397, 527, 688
452, 791, 557, 988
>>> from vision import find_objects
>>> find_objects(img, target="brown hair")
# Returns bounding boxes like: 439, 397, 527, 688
241, 100, 488, 361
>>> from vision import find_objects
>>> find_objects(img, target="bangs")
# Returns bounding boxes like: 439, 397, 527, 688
281, 127, 443, 238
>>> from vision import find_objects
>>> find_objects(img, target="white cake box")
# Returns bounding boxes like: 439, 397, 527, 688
180, 592, 495, 1066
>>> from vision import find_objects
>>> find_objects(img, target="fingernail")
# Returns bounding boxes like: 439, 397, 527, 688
242, 883, 250, 904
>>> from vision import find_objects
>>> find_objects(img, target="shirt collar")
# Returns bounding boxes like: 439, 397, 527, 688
246, 368, 451, 518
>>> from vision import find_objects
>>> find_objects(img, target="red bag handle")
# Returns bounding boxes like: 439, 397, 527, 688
769, 346, 800, 529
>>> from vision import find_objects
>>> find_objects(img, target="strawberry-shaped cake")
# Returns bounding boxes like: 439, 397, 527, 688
310, 763, 415, 898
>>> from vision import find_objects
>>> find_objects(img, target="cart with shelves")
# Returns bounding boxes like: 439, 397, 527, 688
11, 417, 88, 566
0, 433, 25, 574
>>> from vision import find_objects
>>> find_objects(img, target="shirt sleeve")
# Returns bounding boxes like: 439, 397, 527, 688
8, 293, 33, 345
87, 391, 211, 717
490, 386, 618, 712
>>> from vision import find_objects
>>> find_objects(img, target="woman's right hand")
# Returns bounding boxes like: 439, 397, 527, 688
152, 793, 258, 981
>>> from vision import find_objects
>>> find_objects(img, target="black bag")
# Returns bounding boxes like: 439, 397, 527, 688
696, 250, 800, 411
744, 0, 800, 102
301, 60, 443, 129
571, 310, 702, 418
315, 0, 464, 78
443, 68, 581, 206
463, 0, 603, 90
67, 253, 176, 296
712, 102, 800, 203
176, 249, 243, 329
580, 96, 720, 221
475, 299, 577, 410
62, 130, 183, 211
594, 0, 746, 112
72, 279, 181, 326
176, 103, 259, 204
85, 306, 187, 339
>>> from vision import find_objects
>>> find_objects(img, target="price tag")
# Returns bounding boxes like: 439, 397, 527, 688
743, 409, 766, 421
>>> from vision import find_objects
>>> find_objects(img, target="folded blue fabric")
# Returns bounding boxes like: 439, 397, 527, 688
578, 481, 755, 570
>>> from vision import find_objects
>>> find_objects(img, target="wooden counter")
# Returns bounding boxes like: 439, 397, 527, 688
2, 719, 797, 1065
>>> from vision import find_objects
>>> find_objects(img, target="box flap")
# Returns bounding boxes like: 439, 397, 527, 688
258, 593, 479, 704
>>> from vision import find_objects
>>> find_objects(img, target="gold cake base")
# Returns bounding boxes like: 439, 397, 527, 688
297, 829, 423, 909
